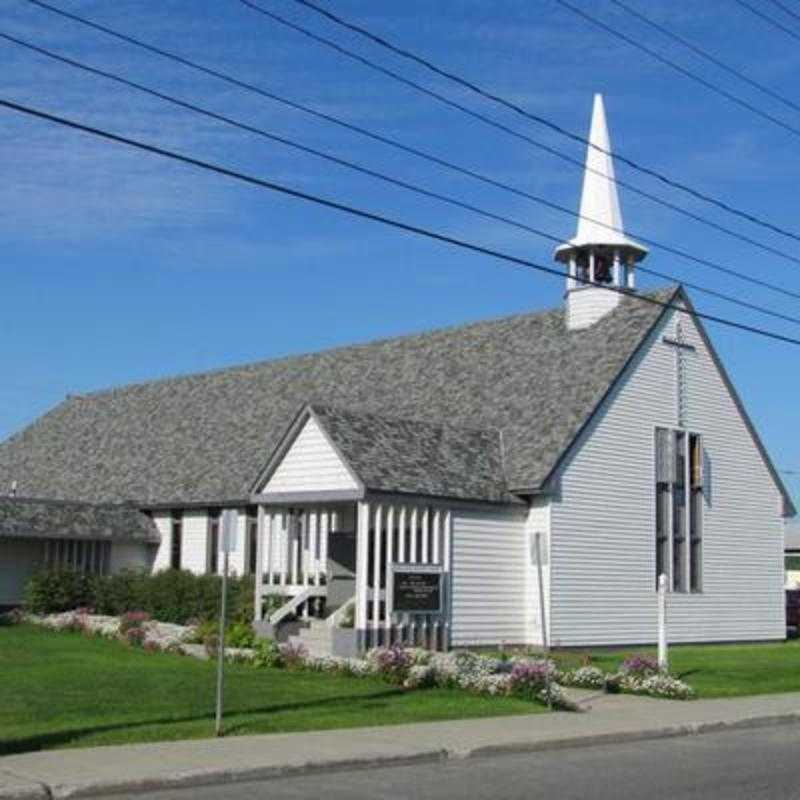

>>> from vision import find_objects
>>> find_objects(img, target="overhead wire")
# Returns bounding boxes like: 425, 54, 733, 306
24, 0, 800, 276
556, 0, 800, 139
259, 0, 800, 247
2, 95, 800, 348
732, 0, 800, 42
6, 28, 800, 308
608, 0, 800, 116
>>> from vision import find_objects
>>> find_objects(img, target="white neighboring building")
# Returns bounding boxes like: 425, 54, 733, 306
0, 95, 794, 649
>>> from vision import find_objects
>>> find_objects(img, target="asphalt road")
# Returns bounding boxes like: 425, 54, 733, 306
102, 723, 800, 800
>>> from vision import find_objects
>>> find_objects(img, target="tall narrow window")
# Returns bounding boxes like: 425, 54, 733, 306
672, 431, 687, 592
654, 428, 671, 588
207, 510, 220, 574
170, 510, 183, 570
654, 428, 703, 593
689, 433, 703, 592
246, 506, 258, 575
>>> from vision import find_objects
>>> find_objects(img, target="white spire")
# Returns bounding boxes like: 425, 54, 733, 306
556, 94, 647, 257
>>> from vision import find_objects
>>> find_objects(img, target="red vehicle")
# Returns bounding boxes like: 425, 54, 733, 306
787, 590, 800, 631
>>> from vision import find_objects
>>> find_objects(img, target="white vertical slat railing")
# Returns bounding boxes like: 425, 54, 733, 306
354, 500, 451, 652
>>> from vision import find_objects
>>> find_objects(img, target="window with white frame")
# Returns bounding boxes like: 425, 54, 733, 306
655, 427, 703, 592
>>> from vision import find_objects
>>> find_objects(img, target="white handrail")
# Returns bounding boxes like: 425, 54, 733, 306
268, 585, 325, 626
327, 595, 356, 628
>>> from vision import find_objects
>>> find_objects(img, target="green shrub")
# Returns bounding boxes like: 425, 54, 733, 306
189, 618, 219, 646
227, 621, 256, 649
24, 568, 255, 625
251, 638, 283, 668
24, 568, 91, 614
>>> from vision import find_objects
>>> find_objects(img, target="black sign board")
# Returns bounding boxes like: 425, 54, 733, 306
392, 568, 442, 614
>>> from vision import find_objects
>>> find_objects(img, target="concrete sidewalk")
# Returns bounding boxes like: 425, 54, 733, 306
2, 691, 800, 799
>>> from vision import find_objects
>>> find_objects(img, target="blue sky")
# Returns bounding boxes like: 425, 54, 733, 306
2, 0, 799, 506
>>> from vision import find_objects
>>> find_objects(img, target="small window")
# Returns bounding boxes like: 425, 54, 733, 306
207, 510, 220, 574
170, 510, 183, 570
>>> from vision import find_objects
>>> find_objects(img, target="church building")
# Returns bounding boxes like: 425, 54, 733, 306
0, 95, 793, 652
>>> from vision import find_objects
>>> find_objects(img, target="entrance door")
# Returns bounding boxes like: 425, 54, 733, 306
326, 530, 357, 613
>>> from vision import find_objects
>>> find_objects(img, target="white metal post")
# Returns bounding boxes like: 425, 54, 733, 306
355, 502, 370, 650
385, 505, 395, 644
215, 547, 228, 737
658, 572, 669, 671
534, 532, 549, 653
372, 504, 383, 644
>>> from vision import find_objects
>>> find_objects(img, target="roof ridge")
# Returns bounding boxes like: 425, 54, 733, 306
73, 285, 676, 400
76, 304, 564, 399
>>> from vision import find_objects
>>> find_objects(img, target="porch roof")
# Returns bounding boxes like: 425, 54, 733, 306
258, 404, 514, 504
0, 497, 160, 543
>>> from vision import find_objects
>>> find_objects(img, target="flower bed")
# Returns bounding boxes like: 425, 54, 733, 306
16, 611, 694, 703
23, 609, 195, 652
557, 653, 695, 700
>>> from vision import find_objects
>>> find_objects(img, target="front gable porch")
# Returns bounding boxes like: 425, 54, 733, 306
248, 404, 514, 655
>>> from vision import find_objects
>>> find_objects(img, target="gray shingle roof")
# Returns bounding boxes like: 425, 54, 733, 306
0, 497, 160, 542
0, 287, 679, 506
308, 405, 511, 503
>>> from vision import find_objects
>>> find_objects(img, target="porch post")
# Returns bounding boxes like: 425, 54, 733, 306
443, 510, 453, 651
372, 504, 383, 645
385, 504, 395, 644
355, 501, 370, 651
254, 505, 265, 622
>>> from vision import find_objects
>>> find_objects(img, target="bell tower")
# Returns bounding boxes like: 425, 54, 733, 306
555, 94, 648, 330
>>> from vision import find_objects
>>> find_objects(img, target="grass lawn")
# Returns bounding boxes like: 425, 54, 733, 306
549, 640, 800, 699
0, 625, 543, 755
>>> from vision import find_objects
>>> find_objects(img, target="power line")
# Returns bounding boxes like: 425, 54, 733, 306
609, 0, 800, 116
557, 0, 800, 139
2, 95, 800, 348
7, 29, 800, 307
266, 0, 800, 247
8, 32, 800, 325
25, 2, 800, 281
733, 0, 800, 41
764, 0, 800, 25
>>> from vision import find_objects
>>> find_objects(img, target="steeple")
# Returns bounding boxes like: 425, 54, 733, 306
555, 94, 648, 330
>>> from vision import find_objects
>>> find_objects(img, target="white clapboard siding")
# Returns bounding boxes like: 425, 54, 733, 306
180, 511, 209, 575
549, 303, 785, 646
450, 508, 531, 646
151, 512, 173, 572
526, 497, 550, 646
262, 416, 359, 494
567, 286, 621, 330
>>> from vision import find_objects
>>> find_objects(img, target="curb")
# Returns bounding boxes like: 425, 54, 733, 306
4, 712, 800, 799
462, 712, 800, 760
25, 752, 450, 800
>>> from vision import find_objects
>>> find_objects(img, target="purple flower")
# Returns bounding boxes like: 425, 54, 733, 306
119, 611, 150, 635
621, 654, 660, 677
278, 641, 308, 668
